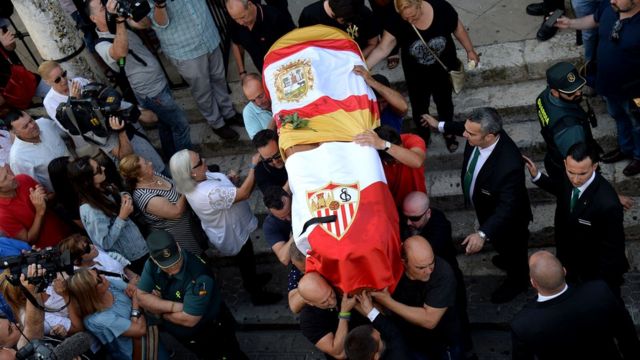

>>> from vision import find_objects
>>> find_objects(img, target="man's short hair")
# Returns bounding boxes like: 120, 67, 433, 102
468, 107, 502, 135
263, 185, 289, 210
374, 125, 401, 163
289, 242, 306, 267
37, 60, 59, 79
328, 0, 363, 23
252, 129, 278, 148
241, 72, 262, 88
566, 141, 599, 163
4, 109, 26, 130
344, 325, 377, 360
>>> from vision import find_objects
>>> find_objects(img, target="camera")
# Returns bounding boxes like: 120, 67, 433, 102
114, 0, 151, 22
0, 248, 73, 293
16, 339, 54, 360
55, 83, 140, 146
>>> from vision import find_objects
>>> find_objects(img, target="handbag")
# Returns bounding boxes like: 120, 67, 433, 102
411, 25, 465, 94
0, 47, 37, 109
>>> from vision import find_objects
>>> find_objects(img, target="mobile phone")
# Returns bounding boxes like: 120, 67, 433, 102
543, 9, 564, 28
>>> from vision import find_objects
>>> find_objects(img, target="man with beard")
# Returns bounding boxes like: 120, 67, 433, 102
535, 62, 600, 182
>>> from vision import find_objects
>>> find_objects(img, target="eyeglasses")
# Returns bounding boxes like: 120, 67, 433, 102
53, 70, 68, 84
261, 151, 281, 163
405, 208, 429, 222
249, 92, 266, 104
610, 19, 622, 43
192, 156, 204, 169
83, 242, 92, 255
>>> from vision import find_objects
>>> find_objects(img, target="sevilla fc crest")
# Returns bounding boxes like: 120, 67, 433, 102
306, 182, 360, 240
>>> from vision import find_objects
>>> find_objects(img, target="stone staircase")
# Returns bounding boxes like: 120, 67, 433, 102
140, 32, 640, 328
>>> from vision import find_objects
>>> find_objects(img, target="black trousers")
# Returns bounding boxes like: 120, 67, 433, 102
543, 0, 565, 12
234, 237, 260, 294
492, 228, 530, 284
182, 304, 248, 360
402, 55, 455, 143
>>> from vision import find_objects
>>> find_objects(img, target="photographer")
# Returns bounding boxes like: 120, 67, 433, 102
39, 60, 167, 176
86, 0, 192, 158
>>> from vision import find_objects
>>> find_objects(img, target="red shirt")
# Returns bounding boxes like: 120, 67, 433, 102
383, 134, 427, 207
0, 175, 70, 248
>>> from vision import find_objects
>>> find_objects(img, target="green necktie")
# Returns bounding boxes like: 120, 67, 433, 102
570, 187, 581, 212
463, 147, 480, 203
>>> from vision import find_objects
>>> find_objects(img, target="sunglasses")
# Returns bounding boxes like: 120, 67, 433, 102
405, 208, 428, 222
83, 242, 92, 255
192, 156, 204, 169
610, 19, 622, 43
54, 70, 68, 84
93, 164, 103, 176
261, 151, 281, 163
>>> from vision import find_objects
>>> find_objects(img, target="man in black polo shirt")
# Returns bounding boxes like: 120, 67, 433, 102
299, 0, 380, 57
252, 129, 288, 193
298, 271, 363, 359
227, 0, 295, 76
372, 235, 463, 359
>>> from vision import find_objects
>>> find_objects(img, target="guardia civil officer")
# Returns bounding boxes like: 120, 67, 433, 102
535, 62, 601, 182
136, 230, 247, 359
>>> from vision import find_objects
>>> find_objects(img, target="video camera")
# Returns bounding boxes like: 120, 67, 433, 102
55, 83, 140, 146
0, 248, 73, 293
113, 0, 150, 22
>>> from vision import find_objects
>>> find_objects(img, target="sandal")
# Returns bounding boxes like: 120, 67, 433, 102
386, 55, 400, 70
444, 134, 459, 153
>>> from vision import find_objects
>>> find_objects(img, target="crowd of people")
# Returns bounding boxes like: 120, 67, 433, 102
0, 0, 638, 359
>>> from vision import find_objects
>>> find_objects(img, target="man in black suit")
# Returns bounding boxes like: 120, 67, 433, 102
523, 142, 629, 297
511, 250, 640, 360
424, 107, 533, 303
344, 291, 410, 360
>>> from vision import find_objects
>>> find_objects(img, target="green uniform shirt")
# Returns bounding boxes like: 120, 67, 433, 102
137, 250, 221, 338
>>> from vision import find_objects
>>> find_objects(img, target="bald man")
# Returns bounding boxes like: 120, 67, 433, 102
227, 0, 294, 77
401, 191, 474, 358
371, 236, 464, 359
511, 251, 640, 360
241, 73, 275, 139
297, 272, 363, 359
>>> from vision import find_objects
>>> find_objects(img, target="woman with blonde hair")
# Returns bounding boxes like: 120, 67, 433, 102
119, 154, 205, 256
67, 268, 163, 360
366, 0, 479, 152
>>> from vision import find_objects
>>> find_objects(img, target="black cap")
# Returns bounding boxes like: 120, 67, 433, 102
546, 62, 586, 94
147, 230, 182, 268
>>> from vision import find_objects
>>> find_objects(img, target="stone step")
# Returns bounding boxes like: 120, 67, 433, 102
370, 32, 583, 92
216, 255, 640, 328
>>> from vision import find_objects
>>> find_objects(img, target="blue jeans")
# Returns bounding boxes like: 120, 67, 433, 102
571, 0, 601, 61
136, 85, 192, 157
605, 96, 640, 160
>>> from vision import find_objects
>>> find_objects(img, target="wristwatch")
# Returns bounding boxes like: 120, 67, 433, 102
383, 141, 391, 151
477, 231, 488, 242
130, 309, 142, 318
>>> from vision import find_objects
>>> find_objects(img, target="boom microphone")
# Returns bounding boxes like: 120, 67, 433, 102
52, 332, 93, 360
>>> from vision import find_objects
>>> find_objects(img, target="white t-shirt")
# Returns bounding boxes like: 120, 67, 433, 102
9, 118, 71, 192
186, 172, 257, 256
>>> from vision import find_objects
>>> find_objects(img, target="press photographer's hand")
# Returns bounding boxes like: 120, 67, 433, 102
109, 116, 125, 132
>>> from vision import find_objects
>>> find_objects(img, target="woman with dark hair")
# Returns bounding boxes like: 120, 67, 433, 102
68, 156, 148, 274
48, 156, 83, 230
119, 154, 205, 256
67, 268, 164, 360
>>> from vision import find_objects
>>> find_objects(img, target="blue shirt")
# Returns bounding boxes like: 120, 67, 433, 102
84, 279, 133, 360
80, 202, 149, 262
380, 106, 404, 134
594, 2, 640, 98
262, 214, 291, 248
242, 101, 273, 139
148, 0, 220, 60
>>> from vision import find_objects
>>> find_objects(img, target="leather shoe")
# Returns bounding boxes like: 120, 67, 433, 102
526, 2, 545, 16
212, 124, 239, 140
491, 255, 508, 271
225, 113, 245, 127
623, 159, 640, 176
536, 19, 558, 41
601, 148, 631, 163
250, 290, 283, 306
490, 279, 527, 304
